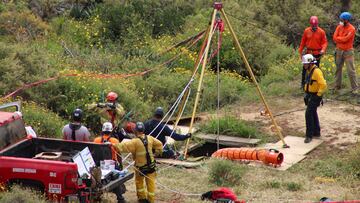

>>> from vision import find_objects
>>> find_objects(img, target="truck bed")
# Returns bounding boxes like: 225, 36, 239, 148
0, 137, 113, 165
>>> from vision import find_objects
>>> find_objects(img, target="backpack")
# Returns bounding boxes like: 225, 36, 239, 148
69, 123, 81, 141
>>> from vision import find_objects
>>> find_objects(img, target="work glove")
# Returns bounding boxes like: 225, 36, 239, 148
97, 103, 106, 108
185, 133, 192, 139
154, 149, 163, 156
106, 103, 116, 109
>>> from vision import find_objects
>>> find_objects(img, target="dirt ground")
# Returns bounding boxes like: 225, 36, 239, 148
237, 98, 360, 148
104, 98, 360, 203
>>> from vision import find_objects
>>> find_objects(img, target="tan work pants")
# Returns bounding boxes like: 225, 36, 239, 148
135, 171, 156, 203
335, 49, 358, 90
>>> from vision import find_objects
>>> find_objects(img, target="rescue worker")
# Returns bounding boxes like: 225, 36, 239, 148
94, 122, 120, 162
88, 91, 125, 126
144, 107, 191, 158
332, 12, 359, 92
93, 122, 126, 203
302, 54, 327, 143
88, 92, 130, 140
299, 16, 328, 88
113, 122, 163, 203
62, 108, 90, 141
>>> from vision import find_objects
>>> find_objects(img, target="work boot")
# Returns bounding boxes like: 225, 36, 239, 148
304, 137, 312, 143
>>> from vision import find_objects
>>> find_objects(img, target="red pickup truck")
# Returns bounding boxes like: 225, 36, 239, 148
0, 102, 133, 202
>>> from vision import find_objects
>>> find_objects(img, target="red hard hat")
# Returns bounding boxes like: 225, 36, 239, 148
106, 92, 118, 102
309, 16, 318, 27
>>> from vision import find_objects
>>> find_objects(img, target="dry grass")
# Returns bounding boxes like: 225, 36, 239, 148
118, 152, 360, 203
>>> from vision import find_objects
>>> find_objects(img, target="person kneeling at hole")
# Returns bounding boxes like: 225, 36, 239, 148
113, 122, 163, 203
144, 107, 191, 158
302, 54, 327, 143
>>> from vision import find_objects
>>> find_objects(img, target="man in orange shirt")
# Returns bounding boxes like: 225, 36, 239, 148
94, 122, 126, 203
333, 12, 358, 92
299, 16, 328, 89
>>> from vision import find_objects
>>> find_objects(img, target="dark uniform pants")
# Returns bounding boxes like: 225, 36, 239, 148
305, 93, 322, 138
112, 184, 127, 203
161, 144, 176, 158
301, 54, 321, 88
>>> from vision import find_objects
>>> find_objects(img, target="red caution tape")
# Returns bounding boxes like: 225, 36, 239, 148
1, 31, 205, 100
2, 70, 152, 100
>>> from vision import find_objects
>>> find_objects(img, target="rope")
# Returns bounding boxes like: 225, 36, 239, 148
147, 30, 213, 138
226, 12, 284, 41
152, 23, 220, 146
121, 75, 196, 164
168, 88, 191, 140
157, 30, 206, 56
120, 152, 202, 197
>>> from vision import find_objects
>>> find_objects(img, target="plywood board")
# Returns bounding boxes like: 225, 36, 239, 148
252, 136, 324, 170
249, 153, 306, 171
277, 153, 307, 171
195, 133, 260, 146
263, 136, 323, 155
156, 158, 203, 168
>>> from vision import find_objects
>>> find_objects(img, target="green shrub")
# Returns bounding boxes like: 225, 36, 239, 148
0, 42, 54, 97
263, 180, 281, 189
284, 182, 302, 192
0, 185, 47, 203
208, 159, 247, 186
200, 115, 259, 138
97, 0, 196, 42
22, 102, 67, 138
0, 11, 49, 41
346, 145, 360, 178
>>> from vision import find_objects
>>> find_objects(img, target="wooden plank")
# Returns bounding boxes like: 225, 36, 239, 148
195, 133, 260, 146
263, 136, 323, 155
156, 158, 203, 168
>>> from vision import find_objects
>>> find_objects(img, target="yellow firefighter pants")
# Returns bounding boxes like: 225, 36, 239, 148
135, 171, 156, 203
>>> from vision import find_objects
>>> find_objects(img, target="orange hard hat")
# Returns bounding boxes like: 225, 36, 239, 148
106, 92, 118, 102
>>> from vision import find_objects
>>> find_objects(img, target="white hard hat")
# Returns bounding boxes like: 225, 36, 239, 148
102, 122, 113, 132
302, 54, 316, 64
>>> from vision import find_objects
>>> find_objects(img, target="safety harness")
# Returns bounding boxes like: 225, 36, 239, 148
101, 134, 111, 143
69, 123, 81, 141
305, 66, 318, 93
138, 135, 156, 175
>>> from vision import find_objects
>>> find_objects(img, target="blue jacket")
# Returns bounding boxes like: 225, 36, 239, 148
144, 119, 188, 145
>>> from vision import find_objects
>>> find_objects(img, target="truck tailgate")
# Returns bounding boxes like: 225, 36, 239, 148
101, 172, 134, 192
